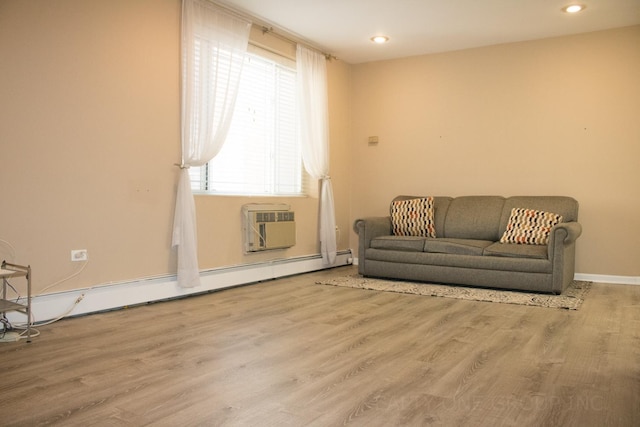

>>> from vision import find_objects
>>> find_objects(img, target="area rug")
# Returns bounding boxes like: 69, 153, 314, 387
316, 275, 591, 310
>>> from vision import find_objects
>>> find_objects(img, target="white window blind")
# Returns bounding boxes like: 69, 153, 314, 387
190, 45, 307, 196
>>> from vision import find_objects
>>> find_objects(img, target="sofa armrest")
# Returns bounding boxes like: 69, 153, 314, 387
548, 222, 582, 293
553, 222, 582, 245
354, 216, 392, 241
354, 217, 392, 274
548, 222, 582, 258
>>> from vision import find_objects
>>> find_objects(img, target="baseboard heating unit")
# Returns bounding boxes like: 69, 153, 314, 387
7, 250, 354, 325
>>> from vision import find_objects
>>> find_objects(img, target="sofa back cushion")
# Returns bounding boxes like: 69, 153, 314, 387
391, 196, 453, 238
499, 196, 579, 236
390, 195, 579, 243
443, 196, 506, 241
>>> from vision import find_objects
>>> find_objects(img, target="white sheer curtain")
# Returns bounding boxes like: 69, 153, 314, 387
296, 45, 337, 265
172, 0, 251, 288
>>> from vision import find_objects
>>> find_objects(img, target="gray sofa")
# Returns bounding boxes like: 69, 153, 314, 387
354, 196, 582, 294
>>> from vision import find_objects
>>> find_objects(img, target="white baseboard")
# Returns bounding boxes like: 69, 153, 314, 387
6, 250, 353, 325
574, 273, 640, 286
353, 257, 637, 285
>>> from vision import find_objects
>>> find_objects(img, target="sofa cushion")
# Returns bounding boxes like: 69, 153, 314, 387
365, 248, 552, 273
424, 238, 494, 256
391, 197, 436, 237
371, 236, 426, 252
484, 242, 548, 259
500, 208, 563, 245
443, 196, 505, 241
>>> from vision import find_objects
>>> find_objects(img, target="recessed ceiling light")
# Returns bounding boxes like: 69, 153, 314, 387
371, 35, 389, 44
562, 4, 586, 13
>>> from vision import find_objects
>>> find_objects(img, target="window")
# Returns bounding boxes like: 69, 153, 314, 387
190, 45, 307, 196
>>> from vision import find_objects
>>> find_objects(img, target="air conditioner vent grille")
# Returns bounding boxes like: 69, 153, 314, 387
256, 211, 295, 222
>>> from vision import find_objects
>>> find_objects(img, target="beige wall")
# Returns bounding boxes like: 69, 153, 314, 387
0, 0, 353, 294
349, 26, 640, 277
1, 0, 182, 293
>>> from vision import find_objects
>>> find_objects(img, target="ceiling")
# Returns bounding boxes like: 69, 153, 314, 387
214, 0, 640, 63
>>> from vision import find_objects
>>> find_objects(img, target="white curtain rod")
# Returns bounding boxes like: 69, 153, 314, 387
208, 0, 336, 60
259, 26, 336, 61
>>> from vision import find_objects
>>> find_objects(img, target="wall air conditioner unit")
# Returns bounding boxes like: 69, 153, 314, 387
242, 204, 296, 253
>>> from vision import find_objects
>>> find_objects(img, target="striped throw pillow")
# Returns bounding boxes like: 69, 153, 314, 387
500, 208, 563, 245
391, 197, 436, 238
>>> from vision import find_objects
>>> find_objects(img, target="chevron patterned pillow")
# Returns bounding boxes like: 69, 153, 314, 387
391, 197, 436, 237
500, 208, 563, 245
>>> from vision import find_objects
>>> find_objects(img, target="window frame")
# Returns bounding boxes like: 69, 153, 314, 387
190, 44, 309, 197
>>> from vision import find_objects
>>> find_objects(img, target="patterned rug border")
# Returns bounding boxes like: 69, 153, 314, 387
316, 275, 592, 310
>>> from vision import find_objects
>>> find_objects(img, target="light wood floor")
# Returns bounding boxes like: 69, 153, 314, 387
1, 266, 639, 426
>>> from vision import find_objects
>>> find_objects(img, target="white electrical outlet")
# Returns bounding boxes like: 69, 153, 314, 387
71, 249, 88, 262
